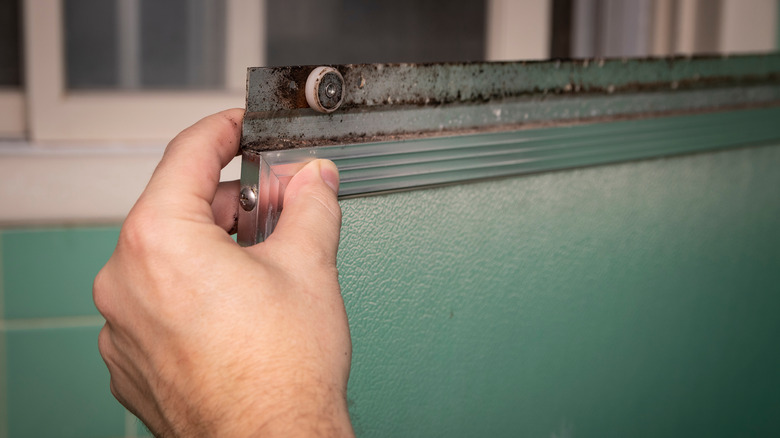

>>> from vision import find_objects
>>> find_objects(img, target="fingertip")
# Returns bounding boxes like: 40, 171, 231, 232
318, 159, 340, 195
262, 159, 342, 266
285, 159, 340, 198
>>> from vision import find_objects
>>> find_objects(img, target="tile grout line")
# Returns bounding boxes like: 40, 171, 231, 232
0, 315, 105, 331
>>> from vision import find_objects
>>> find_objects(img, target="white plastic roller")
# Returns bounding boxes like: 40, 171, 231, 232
305, 66, 345, 113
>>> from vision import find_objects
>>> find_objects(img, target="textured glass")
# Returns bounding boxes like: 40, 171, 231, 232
64, 0, 226, 90
260, 107, 780, 197
336, 143, 780, 436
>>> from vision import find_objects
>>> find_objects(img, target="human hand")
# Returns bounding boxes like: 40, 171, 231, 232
93, 109, 353, 437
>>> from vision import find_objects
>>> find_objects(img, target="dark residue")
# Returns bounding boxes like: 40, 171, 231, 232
228, 212, 239, 236
250, 57, 780, 111
273, 66, 313, 109
241, 55, 780, 151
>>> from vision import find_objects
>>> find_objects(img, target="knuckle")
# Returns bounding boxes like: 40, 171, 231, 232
109, 380, 118, 398
118, 215, 149, 251
109, 379, 125, 405
92, 268, 114, 319
118, 211, 163, 255
97, 325, 114, 360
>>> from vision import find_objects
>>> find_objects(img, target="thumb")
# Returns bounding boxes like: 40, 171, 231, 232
262, 159, 342, 266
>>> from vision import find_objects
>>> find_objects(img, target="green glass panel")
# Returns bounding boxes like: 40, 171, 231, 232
339, 142, 780, 437
1, 227, 120, 319
1, 121, 776, 437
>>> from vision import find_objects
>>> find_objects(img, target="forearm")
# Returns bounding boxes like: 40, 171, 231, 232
251, 390, 354, 438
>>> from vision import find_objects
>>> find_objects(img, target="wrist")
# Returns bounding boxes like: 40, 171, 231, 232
185, 374, 351, 438
242, 384, 354, 438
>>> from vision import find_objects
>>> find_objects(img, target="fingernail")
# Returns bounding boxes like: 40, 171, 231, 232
319, 160, 340, 194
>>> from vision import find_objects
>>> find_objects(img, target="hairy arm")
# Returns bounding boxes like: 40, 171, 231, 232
93, 109, 354, 437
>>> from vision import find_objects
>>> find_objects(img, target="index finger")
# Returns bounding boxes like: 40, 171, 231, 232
141, 108, 244, 218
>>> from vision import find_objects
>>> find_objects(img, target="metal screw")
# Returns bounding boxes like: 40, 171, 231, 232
317, 71, 344, 111
239, 186, 257, 211
325, 82, 337, 97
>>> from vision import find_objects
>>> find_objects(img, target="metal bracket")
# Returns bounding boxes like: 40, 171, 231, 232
238, 55, 780, 246
238, 152, 319, 246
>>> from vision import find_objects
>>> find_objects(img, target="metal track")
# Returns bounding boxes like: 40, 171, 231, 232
241, 55, 780, 151
238, 55, 780, 245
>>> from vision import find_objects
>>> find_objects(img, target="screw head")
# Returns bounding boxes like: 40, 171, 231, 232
239, 186, 257, 211
316, 72, 344, 111
325, 82, 337, 97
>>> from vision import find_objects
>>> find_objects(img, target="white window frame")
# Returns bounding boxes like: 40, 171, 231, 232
719, 0, 778, 53
486, 0, 551, 61
0, 90, 25, 138
22, 0, 265, 142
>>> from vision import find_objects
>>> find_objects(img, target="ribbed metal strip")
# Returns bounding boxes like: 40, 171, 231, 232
243, 85, 780, 151
257, 107, 780, 197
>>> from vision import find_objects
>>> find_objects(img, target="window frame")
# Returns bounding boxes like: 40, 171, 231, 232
0, 90, 25, 137
21, 0, 265, 142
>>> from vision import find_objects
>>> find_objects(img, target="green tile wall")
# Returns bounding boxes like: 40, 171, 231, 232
0, 227, 134, 438
2, 228, 119, 319
5, 326, 125, 437
1, 142, 779, 437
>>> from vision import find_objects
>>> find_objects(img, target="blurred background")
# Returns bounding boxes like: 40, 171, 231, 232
3, 0, 779, 139
1, 0, 778, 224
0, 1, 779, 437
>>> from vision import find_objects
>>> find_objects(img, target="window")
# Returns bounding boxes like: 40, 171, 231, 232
266, 0, 488, 65
0, 0, 24, 137
556, 0, 779, 59
3, 0, 779, 142
65, 0, 229, 90
23, 0, 263, 141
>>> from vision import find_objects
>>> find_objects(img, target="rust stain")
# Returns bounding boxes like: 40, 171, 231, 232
243, 55, 780, 151
258, 63, 780, 110
272, 66, 314, 109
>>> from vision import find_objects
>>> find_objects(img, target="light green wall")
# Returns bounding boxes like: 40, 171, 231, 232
2, 131, 779, 437
0, 228, 150, 438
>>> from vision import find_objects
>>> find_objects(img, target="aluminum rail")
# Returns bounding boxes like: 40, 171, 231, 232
238, 55, 780, 245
